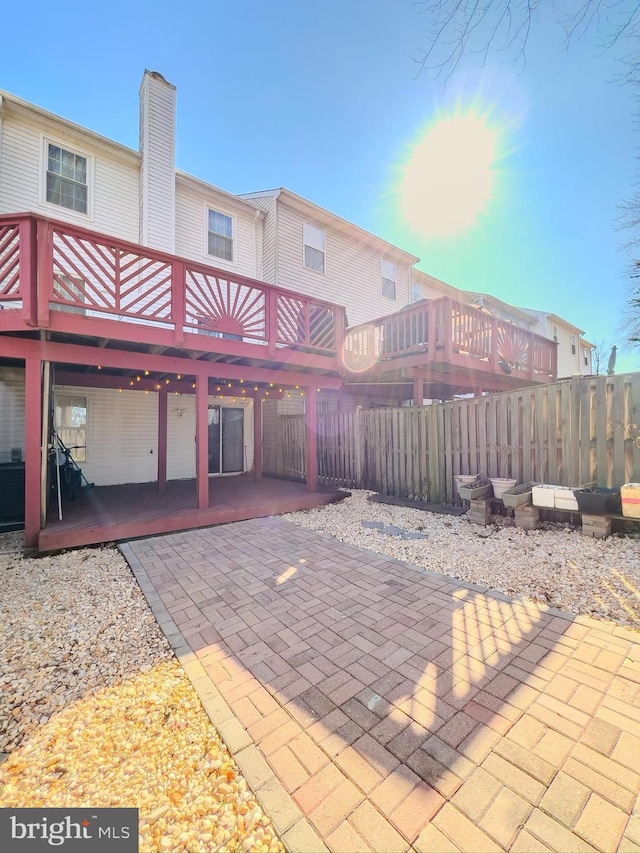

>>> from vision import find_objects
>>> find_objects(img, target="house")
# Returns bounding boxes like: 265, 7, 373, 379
518, 309, 593, 377
0, 71, 574, 551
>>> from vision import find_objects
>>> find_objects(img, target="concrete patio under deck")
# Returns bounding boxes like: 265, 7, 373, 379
39, 476, 346, 552
122, 518, 640, 853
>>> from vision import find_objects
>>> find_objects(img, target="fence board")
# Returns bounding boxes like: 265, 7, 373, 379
595, 377, 607, 486
269, 372, 639, 502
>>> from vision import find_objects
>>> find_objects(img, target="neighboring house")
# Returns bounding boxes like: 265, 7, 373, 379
519, 310, 594, 378
0, 71, 583, 550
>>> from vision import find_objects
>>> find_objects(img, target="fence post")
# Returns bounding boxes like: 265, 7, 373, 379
427, 402, 442, 502
354, 407, 364, 487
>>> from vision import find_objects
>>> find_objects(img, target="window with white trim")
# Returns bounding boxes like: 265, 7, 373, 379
46, 143, 88, 214
207, 209, 233, 262
552, 325, 558, 343
381, 259, 397, 300
303, 222, 325, 273
583, 347, 589, 367
571, 334, 576, 355
54, 395, 87, 462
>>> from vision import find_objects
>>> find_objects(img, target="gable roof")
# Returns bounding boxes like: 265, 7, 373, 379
240, 187, 420, 264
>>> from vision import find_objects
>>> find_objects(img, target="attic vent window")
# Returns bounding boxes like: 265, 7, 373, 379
303, 222, 325, 274
207, 209, 233, 262
46, 144, 88, 214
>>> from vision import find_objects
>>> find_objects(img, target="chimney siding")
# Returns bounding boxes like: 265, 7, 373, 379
139, 70, 176, 253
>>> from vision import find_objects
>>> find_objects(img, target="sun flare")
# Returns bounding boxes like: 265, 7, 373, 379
399, 113, 501, 239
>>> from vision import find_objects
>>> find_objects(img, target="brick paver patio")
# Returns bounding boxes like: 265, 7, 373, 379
120, 518, 640, 853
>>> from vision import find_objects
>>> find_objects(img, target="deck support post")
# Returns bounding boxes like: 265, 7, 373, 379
25, 356, 43, 548
158, 386, 168, 494
196, 378, 209, 509
305, 386, 318, 492
253, 397, 263, 480
413, 377, 423, 407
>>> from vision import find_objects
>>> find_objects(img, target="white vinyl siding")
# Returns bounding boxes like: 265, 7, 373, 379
0, 367, 25, 460
381, 259, 397, 300
0, 113, 139, 241
276, 204, 411, 327
52, 386, 253, 486
303, 221, 325, 274
174, 186, 258, 277
243, 195, 276, 283
139, 72, 176, 252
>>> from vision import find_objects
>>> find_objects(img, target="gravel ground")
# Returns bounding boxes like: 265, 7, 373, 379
1, 491, 638, 853
286, 490, 640, 631
0, 541, 284, 853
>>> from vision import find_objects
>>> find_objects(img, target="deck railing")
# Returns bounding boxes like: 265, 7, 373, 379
0, 213, 344, 361
344, 297, 557, 380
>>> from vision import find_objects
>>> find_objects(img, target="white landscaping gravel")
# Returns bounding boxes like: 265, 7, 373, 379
1, 489, 638, 853
285, 490, 640, 631
0, 540, 284, 853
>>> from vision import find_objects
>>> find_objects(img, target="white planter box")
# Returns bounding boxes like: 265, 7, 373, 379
532, 484, 556, 508
554, 487, 578, 512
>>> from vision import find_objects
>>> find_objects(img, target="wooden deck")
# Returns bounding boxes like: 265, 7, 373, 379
39, 476, 348, 552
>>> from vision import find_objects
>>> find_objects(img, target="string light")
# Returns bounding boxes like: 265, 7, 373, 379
130, 380, 134, 386
136, 376, 141, 382
144, 370, 149, 376
177, 374, 182, 379
165, 378, 170, 384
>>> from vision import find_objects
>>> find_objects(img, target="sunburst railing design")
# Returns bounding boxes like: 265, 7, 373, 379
185, 269, 267, 341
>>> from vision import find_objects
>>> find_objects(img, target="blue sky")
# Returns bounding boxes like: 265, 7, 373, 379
1, 0, 637, 371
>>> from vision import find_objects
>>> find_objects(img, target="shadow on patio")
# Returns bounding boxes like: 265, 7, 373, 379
121, 517, 640, 853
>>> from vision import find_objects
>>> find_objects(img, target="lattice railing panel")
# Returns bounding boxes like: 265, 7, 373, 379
185, 270, 267, 340
309, 303, 336, 351
0, 223, 21, 300
277, 295, 336, 352
52, 230, 173, 322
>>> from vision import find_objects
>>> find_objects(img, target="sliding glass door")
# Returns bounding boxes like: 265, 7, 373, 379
207, 406, 244, 474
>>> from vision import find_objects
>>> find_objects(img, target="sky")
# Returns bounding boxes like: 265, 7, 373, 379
1, 0, 638, 372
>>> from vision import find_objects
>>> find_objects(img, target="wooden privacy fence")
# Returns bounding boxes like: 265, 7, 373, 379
264, 373, 640, 504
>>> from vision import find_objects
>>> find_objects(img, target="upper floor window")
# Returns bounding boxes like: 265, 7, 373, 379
46, 143, 88, 214
411, 283, 422, 303
303, 222, 325, 273
583, 347, 589, 366
571, 334, 576, 355
381, 259, 397, 300
208, 209, 233, 262
552, 325, 558, 343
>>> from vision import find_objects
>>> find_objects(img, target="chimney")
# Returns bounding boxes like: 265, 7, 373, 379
139, 70, 176, 253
